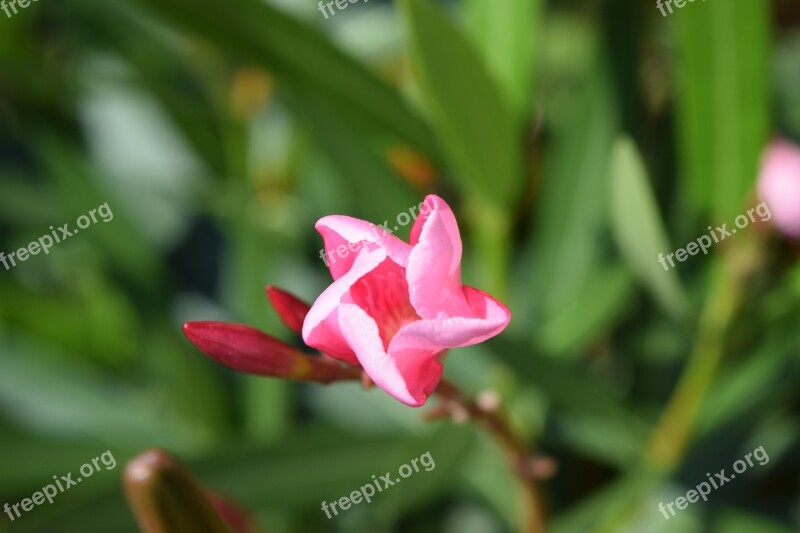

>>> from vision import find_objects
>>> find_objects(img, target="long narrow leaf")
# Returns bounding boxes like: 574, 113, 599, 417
398, 0, 525, 208
608, 137, 691, 321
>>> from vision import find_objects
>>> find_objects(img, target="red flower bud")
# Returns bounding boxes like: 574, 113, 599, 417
266, 285, 310, 335
182, 321, 357, 383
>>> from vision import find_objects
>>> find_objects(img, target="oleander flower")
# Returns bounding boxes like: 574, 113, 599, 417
302, 195, 511, 407
758, 138, 800, 239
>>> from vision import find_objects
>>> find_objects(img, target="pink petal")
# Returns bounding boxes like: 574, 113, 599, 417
302, 248, 387, 365
409, 195, 438, 245
406, 196, 471, 318
316, 215, 411, 280
337, 303, 441, 407
391, 286, 511, 351
347, 257, 420, 349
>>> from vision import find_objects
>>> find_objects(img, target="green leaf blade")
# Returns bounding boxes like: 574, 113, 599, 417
608, 137, 691, 321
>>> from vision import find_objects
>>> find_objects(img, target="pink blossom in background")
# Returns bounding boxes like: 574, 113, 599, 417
302, 195, 511, 407
758, 138, 800, 239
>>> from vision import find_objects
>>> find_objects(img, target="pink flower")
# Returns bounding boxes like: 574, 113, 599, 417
302, 195, 511, 407
758, 138, 800, 239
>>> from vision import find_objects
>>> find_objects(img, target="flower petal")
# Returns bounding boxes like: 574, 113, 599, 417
408, 195, 437, 245
406, 195, 471, 318
302, 248, 387, 365
391, 286, 511, 350
316, 215, 411, 280
337, 303, 442, 407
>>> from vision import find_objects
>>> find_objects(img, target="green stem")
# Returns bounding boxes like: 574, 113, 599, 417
646, 239, 761, 470
465, 197, 512, 301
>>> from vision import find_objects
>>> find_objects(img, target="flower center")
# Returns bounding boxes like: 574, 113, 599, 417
349, 258, 420, 349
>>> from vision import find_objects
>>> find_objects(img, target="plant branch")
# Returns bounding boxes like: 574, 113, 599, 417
434, 379, 547, 533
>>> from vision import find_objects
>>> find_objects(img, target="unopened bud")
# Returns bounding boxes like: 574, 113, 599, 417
266, 285, 310, 335
183, 321, 358, 383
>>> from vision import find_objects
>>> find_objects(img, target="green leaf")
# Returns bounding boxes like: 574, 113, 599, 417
13, 427, 473, 533
466, 0, 542, 123
491, 337, 649, 454
398, 0, 524, 208
85, 9, 228, 176
714, 509, 794, 533
698, 335, 798, 438
0, 434, 139, 493
0, 335, 210, 452
673, 0, 771, 220
608, 137, 691, 321
526, 53, 617, 320
536, 263, 634, 359
285, 84, 420, 223
552, 469, 660, 533
134, 0, 435, 150
37, 139, 160, 289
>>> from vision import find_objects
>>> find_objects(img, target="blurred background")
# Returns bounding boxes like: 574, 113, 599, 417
1, 0, 799, 531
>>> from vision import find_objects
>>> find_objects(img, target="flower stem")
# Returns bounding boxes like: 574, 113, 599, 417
646, 239, 762, 470
435, 380, 546, 533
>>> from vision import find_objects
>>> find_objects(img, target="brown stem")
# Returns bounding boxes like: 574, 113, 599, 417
434, 379, 547, 533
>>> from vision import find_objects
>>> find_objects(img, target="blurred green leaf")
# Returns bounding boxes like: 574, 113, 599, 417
608, 136, 691, 321
286, 84, 420, 223
0, 335, 211, 452
16, 426, 473, 533
526, 53, 616, 321
714, 509, 793, 533
674, 0, 771, 219
37, 139, 161, 289
83, 6, 229, 177
134, 0, 435, 151
492, 337, 649, 458
0, 273, 139, 365
536, 263, 634, 359
775, 34, 800, 140
398, 0, 524, 208
698, 337, 796, 436
552, 469, 659, 533
466, 0, 542, 123
0, 434, 138, 494
0, 176, 67, 224
460, 436, 517, 530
